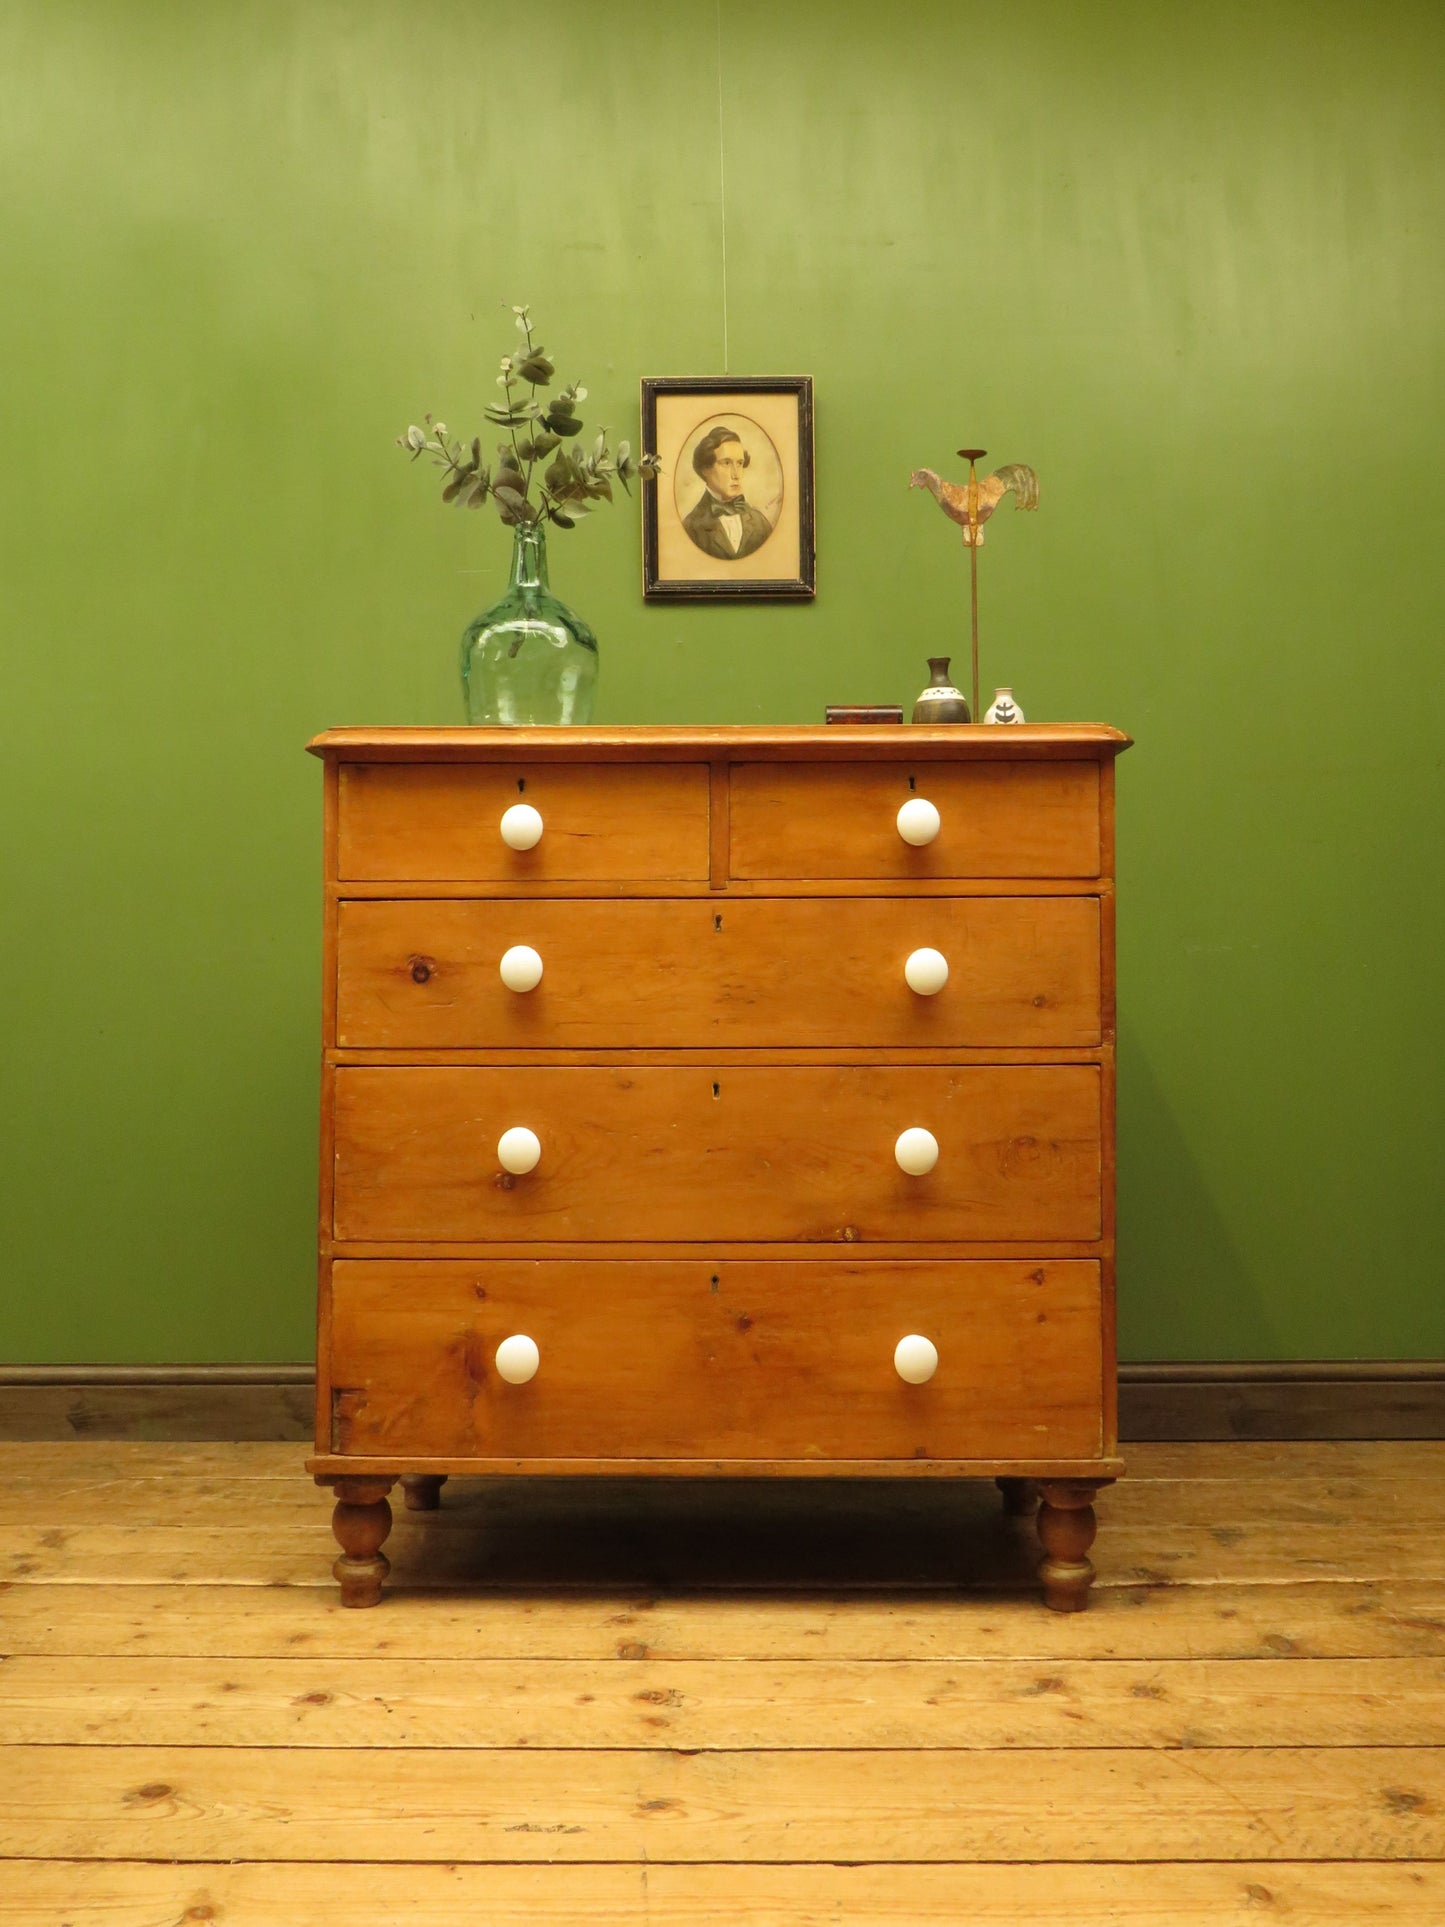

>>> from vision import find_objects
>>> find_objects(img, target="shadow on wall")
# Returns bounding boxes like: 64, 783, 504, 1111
1115, 1023, 1276, 1364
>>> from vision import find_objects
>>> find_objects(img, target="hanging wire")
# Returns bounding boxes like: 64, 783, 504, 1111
715, 0, 730, 371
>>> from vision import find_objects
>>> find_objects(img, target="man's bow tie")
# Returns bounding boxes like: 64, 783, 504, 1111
706, 493, 748, 517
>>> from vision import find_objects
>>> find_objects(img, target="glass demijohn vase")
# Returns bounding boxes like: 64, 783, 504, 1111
461, 523, 598, 725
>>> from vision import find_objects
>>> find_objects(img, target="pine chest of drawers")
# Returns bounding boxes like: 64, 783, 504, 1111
307, 724, 1130, 1609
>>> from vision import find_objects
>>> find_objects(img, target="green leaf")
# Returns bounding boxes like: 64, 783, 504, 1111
406, 425, 427, 450
516, 354, 555, 386
547, 495, 589, 523
485, 398, 542, 426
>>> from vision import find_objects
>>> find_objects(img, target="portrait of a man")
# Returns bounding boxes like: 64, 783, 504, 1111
641, 376, 814, 601
681, 423, 777, 561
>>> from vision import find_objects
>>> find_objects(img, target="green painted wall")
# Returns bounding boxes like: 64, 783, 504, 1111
2, 0, 1441, 1364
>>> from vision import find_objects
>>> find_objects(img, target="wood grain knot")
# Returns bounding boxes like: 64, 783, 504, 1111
408, 956, 434, 983
1383, 1787, 1428, 1815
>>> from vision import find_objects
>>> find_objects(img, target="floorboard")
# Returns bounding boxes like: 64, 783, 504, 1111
4, 1859, 1444, 1926
0, 1439, 1440, 1922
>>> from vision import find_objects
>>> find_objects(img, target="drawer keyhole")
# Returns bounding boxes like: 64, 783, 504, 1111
409, 957, 433, 984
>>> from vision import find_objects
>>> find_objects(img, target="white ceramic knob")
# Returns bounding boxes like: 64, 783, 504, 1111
894, 1333, 939, 1384
896, 797, 941, 846
499, 944, 544, 993
904, 947, 949, 996
894, 1126, 939, 1176
500, 802, 544, 851
495, 1334, 540, 1385
497, 1126, 541, 1175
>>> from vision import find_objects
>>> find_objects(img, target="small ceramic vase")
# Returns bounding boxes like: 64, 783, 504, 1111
985, 686, 1025, 725
911, 656, 971, 724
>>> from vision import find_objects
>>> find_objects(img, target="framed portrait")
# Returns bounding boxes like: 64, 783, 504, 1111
640, 376, 814, 600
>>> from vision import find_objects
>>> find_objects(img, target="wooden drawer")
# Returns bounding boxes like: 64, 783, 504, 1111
327, 1258, 1105, 1460
337, 761, 710, 882
332, 1064, 1102, 1243
729, 761, 1101, 880
336, 896, 1102, 1050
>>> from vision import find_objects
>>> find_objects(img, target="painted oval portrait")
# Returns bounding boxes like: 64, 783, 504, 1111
674, 413, 784, 563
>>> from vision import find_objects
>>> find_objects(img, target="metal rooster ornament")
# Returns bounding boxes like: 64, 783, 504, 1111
910, 449, 1039, 724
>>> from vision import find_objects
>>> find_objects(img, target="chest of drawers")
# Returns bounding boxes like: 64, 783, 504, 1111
307, 724, 1130, 1610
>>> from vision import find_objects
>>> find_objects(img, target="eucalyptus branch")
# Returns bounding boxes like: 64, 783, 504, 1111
398, 304, 656, 536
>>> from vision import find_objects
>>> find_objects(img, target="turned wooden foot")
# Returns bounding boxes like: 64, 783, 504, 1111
401, 1474, 448, 1512
324, 1477, 395, 1608
1036, 1478, 1112, 1612
995, 1476, 1040, 1516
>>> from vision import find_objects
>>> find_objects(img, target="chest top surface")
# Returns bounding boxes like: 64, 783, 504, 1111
309, 723, 1131, 763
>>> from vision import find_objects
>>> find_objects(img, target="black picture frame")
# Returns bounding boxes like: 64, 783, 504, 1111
640, 375, 815, 601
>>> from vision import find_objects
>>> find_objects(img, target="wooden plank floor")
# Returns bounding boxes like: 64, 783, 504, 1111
1, 1442, 1442, 1924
